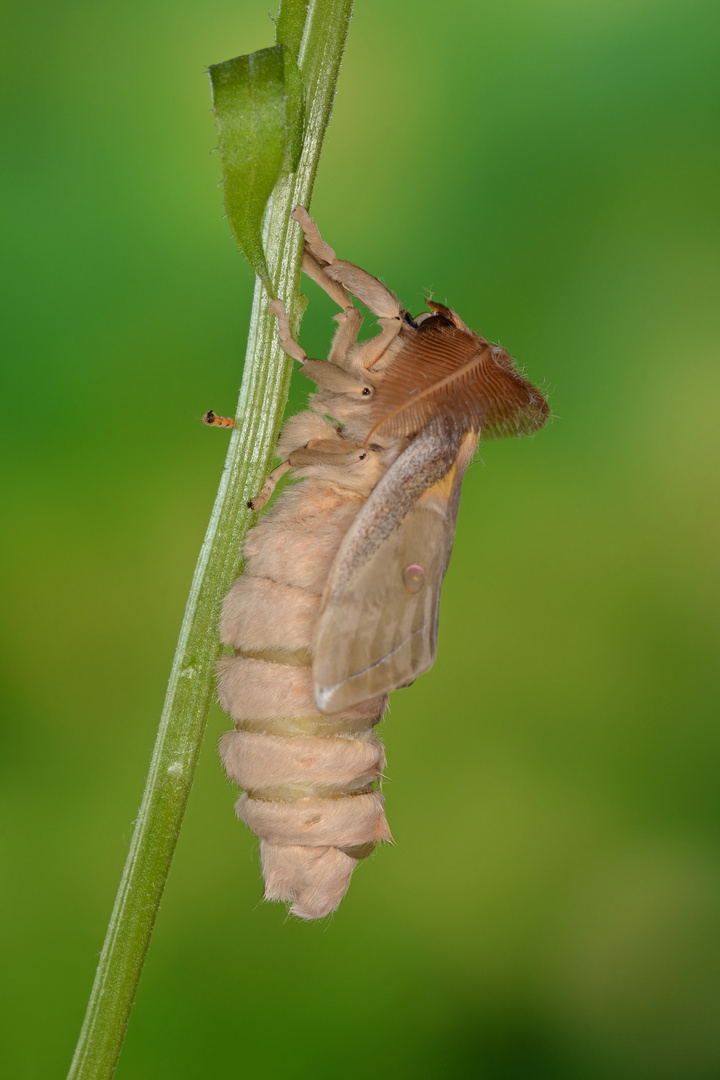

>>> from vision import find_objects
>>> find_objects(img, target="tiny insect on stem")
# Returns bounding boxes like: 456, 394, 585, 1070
203, 410, 235, 428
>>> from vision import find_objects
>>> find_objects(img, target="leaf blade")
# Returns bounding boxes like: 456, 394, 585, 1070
210, 45, 289, 291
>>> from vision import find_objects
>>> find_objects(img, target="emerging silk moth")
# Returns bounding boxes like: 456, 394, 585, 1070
210, 207, 548, 919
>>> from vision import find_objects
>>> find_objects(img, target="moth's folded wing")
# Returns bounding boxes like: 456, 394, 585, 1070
313, 468, 463, 714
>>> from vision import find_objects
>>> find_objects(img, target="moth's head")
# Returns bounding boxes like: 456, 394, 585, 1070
415, 300, 474, 337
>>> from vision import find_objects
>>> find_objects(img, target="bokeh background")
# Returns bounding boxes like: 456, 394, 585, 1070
2, 1, 719, 1076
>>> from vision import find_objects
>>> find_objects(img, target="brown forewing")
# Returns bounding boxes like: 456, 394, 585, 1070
368, 317, 549, 440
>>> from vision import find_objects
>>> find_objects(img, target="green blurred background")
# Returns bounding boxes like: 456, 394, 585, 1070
2, 1, 719, 1076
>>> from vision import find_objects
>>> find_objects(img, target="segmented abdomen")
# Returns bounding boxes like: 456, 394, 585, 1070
218, 479, 391, 920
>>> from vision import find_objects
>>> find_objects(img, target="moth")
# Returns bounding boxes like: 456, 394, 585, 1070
207, 206, 548, 919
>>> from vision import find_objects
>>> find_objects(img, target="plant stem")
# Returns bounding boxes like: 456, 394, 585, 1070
68, 3, 353, 1077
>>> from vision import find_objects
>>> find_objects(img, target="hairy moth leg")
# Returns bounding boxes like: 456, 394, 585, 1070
316, 296, 404, 378
292, 206, 402, 320
248, 460, 292, 511
270, 293, 400, 418
302, 249, 353, 311
328, 307, 362, 368
251, 438, 372, 511
290, 206, 337, 264
269, 298, 380, 401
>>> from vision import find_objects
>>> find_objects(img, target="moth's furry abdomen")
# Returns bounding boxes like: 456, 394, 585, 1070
220, 730, 385, 798
221, 577, 319, 654
260, 843, 366, 921
237, 791, 391, 849
217, 460, 392, 918
218, 658, 385, 728
242, 484, 364, 594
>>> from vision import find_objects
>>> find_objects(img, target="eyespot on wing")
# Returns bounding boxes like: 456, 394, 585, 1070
402, 564, 425, 593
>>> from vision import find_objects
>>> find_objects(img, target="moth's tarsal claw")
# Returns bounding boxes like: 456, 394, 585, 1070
249, 459, 293, 513
269, 298, 306, 364
248, 487, 271, 512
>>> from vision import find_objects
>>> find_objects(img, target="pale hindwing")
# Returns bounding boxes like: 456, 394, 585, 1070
313, 447, 471, 713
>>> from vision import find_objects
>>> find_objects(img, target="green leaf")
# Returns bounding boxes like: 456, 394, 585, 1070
209, 38, 306, 289
275, 1, 309, 175
281, 46, 305, 174
210, 46, 289, 291
276, 0, 310, 56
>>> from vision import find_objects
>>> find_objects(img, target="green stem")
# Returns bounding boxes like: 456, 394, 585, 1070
68, 3, 353, 1077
